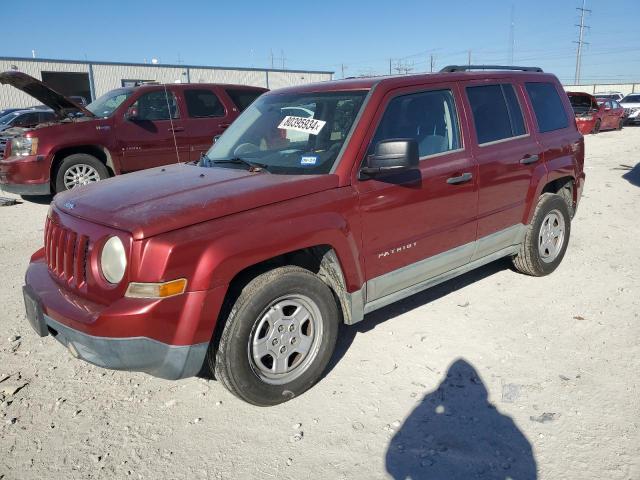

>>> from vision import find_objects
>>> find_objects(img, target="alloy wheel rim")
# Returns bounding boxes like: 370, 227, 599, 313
248, 294, 323, 385
63, 164, 100, 190
538, 209, 565, 263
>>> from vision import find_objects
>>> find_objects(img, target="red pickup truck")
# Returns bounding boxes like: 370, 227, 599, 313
22, 66, 584, 406
0, 71, 267, 194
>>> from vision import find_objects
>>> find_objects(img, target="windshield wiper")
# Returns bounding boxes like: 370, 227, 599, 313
210, 157, 270, 173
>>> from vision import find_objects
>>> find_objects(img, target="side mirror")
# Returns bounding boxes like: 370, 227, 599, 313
124, 106, 139, 121
360, 139, 419, 177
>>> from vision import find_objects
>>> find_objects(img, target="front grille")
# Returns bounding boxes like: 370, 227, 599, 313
0, 137, 8, 159
44, 217, 90, 288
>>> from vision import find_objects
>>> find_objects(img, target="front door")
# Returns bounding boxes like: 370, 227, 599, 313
356, 83, 479, 303
118, 88, 189, 172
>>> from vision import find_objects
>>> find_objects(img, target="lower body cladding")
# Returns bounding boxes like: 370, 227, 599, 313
44, 314, 207, 380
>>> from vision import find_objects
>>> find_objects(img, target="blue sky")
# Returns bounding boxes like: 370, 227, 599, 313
4, 0, 639, 84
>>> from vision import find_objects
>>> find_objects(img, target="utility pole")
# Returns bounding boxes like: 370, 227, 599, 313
508, 4, 515, 64
389, 58, 392, 75
281, 50, 285, 70
341, 64, 347, 79
467, 50, 472, 67
574, 0, 591, 84
429, 54, 435, 73
270, 50, 274, 69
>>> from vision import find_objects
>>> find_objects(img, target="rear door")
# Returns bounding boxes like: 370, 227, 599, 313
181, 86, 232, 161
117, 88, 188, 171
356, 82, 479, 302
462, 81, 542, 247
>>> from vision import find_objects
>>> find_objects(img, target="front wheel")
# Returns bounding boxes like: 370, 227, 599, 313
208, 266, 339, 406
617, 118, 624, 131
512, 193, 571, 277
54, 153, 109, 193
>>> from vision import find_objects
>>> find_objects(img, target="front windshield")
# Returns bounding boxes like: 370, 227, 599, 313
204, 90, 368, 174
621, 95, 640, 104
86, 89, 133, 117
0, 112, 20, 125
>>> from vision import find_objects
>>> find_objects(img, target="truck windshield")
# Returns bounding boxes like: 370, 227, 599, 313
204, 91, 368, 174
86, 89, 134, 117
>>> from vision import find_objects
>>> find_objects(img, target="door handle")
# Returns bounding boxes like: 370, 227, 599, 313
446, 172, 473, 185
520, 154, 540, 164
168, 126, 185, 132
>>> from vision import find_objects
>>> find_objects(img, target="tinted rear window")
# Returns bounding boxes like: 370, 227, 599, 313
225, 89, 264, 111
184, 89, 225, 118
467, 84, 526, 144
525, 82, 569, 133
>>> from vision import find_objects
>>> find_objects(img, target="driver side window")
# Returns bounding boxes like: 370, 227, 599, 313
131, 90, 179, 121
370, 89, 461, 158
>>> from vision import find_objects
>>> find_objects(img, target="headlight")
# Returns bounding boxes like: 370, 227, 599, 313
10, 136, 38, 156
100, 236, 127, 284
578, 116, 593, 121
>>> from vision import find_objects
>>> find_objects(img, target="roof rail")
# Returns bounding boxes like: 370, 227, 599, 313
440, 65, 543, 73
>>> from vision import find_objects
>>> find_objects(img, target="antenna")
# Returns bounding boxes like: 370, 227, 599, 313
163, 84, 181, 165
574, 0, 591, 84
508, 4, 515, 64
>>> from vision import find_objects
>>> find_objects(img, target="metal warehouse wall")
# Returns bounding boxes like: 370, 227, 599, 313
0, 57, 333, 109
563, 83, 640, 96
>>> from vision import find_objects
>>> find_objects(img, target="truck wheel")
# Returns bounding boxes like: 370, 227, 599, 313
592, 119, 601, 134
512, 193, 571, 277
54, 154, 109, 193
208, 266, 339, 406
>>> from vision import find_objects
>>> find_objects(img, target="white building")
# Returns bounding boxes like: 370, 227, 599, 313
0, 57, 333, 108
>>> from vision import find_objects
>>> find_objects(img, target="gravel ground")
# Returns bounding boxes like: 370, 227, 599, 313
1, 128, 639, 480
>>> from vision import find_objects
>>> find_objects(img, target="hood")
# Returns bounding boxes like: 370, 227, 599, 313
54, 164, 339, 239
0, 71, 94, 119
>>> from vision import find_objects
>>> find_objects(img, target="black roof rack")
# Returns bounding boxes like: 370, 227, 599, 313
440, 65, 543, 73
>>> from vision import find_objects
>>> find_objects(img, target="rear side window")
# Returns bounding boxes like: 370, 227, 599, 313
370, 89, 461, 158
525, 82, 568, 133
184, 89, 225, 118
467, 84, 526, 145
225, 89, 264, 111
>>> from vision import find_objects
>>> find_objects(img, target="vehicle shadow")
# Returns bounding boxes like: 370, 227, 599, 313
20, 194, 54, 205
386, 358, 537, 479
326, 258, 510, 376
620, 162, 640, 187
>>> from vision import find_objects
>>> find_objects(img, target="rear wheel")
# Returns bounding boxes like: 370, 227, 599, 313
512, 193, 571, 277
592, 119, 601, 134
208, 266, 339, 406
54, 154, 109, 193
617, 118, 624, 130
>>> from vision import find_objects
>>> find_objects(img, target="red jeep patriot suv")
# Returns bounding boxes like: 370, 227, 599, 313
22, 66, 584, 406
0, 71, 267, 195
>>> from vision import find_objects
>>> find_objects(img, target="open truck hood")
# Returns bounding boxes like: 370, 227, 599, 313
0, 71, 94, 119
54, 164, 339, 239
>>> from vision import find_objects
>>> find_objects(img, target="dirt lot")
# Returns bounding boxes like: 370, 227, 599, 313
1, 128, 639, 480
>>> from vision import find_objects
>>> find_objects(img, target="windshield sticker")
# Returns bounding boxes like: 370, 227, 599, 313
300, 155, 319, 166
278, 116, 326, 135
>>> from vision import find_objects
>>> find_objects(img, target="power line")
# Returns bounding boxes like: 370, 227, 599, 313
574, 0, 591, 84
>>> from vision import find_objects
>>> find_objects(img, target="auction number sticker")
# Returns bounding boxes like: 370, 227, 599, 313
278, 116, 326, 135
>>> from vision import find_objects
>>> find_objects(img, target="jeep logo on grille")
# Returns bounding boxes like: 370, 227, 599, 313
63, 201, 75, 210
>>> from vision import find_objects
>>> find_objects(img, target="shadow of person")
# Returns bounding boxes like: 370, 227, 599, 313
620, 162, 640, 187
386, 359, 537, 480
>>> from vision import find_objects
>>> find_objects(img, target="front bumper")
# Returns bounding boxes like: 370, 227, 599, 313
24, 254, 227, 380
0, 154, 51, 195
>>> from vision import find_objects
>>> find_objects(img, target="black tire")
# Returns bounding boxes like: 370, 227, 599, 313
54, 153, 109, 193
512, 193, 571, 277
617, 119, 624, 131
208, 266, 340, 406
592, 119, 601, 134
